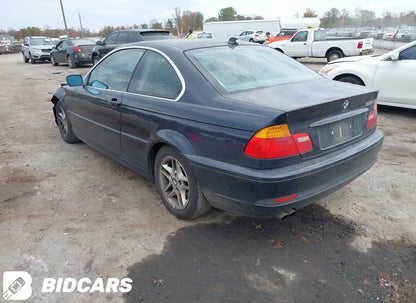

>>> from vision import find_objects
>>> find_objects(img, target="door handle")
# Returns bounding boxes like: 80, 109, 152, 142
108, 98, 121, 106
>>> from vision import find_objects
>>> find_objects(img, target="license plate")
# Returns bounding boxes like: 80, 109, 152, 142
330, 120, 353, 144
317, 117, 363, 150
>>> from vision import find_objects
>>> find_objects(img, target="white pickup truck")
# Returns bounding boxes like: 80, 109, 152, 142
268, 28, 373, 62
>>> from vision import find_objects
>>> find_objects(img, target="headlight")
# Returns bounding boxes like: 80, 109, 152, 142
31, 48, 41, 54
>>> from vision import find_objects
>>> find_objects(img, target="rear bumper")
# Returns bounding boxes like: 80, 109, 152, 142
187, 130, 384, 218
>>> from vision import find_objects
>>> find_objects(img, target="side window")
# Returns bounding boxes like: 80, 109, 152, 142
117, 32, 128, 44
128, 32, 140, 43
128, 50, 182, 100
292, 31, 308, 42
87, 49, 145, 92
399, 45, 416, 60
104, 33, 118, 45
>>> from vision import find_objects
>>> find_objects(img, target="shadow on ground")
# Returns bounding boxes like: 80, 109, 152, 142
124, 205, 416, 303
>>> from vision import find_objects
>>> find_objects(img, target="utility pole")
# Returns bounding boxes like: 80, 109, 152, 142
79, 13, 84, 38
59, 0, 70, 39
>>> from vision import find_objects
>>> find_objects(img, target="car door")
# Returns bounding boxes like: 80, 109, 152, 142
372, 45, 416, 106
68, 48, 145, 156
285, 30, 310, 57
121, 49, 184, 172
55, 40, 68, 63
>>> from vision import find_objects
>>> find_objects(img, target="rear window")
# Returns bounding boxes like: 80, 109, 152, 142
186, 45, 320, 93
140, 31, 173, 40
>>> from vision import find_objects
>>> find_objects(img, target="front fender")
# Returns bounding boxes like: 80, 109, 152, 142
51, 86, 65, 124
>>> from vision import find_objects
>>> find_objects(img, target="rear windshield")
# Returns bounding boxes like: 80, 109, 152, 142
186, 45, 320, 93
140, 31, 173, 40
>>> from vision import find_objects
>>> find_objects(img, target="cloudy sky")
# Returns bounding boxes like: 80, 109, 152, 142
1, 0, 415, 32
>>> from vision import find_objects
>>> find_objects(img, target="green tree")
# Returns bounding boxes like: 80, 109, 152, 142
205, 17, 218, 23
218, 7, 237, 21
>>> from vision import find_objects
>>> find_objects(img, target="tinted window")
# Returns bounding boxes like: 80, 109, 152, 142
128, 50, 182, 99
117, 32, 129, 44
127, 32, 139, 43
186, 45, 320, 93
140, 31, 173, 40
105, 33, 118, 44
399, 45, 416, 60
87, 49, 145, 91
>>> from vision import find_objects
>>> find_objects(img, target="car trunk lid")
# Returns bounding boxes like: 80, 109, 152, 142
227, 78, 378, 158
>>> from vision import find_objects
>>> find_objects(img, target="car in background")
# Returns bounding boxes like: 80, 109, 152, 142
22, 36, 55, 63
50, 38, 95, 68
51, 39, 383, 220
0, 42, 9, 54
197, 32, 212, 39
319, 41, 416, 109
91, 29, 174, 65
268, 29, 297, 43
236, 31, 267, 43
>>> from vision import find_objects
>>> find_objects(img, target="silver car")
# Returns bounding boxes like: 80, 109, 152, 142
236, 30, 267, 43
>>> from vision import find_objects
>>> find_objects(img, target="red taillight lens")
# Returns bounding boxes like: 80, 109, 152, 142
73, 46, 82, 53
245, 125, 313, 159
367, 101, 378, 129
357, 41, 363, 49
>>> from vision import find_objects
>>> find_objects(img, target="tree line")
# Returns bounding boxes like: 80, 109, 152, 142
2, 7, 415, 40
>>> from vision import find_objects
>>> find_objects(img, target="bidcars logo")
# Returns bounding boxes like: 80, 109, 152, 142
3, 271, 132, 300
3, 271, 32, 301
42, 277, 132, 293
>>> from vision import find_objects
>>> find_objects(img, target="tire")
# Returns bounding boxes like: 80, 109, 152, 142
51, 55, 58, 66
249, 38, 254, 43
23, 53, 29, 63
55, 101, 79, 143
67, 55, 78, 68
275, 48, 284, 53
30, 53, 36, 64
92, 56, 100, 65
154, 146, 211, 220
326, 49, 343, 62
336, 75, 364, 86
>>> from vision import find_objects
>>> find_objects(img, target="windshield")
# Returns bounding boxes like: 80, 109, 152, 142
30, 37, 54, 45
186, 45, 320, 93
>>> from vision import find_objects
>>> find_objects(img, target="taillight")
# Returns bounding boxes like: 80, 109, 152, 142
245, 124, 313, 159
255, 34, 259, 37
73, 46, 82, 53
357, 41, 363, 49
367, 101, 378, 129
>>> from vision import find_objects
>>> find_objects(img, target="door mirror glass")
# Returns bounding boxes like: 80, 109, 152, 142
66, 74, 83, 86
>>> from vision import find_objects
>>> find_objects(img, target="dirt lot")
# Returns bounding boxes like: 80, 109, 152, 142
0, 52, 415, 303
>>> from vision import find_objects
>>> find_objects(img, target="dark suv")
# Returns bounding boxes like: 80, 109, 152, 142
91, 29, 174, 64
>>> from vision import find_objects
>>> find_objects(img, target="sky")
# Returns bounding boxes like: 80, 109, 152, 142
1, 0, 415, 32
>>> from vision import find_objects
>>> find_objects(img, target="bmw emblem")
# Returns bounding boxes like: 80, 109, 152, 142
343, 100, 349, 110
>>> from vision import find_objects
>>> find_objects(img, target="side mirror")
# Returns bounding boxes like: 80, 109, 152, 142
66, 75, 83, 86
96, 40, 103, 46
390, 53, 399, 61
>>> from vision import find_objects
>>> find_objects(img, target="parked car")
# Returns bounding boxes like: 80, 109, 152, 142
319, 41, 416, 109
22, 36, 55, 63
91, 29, 173, 65
0, 42, 9, 54
268, 29, 297, 43
197, 32, 212, 39
51, 39, 384, 220
50, 38, 95, 68
400, 29, 416, 42
236, 31, 267, 43
269, 28, 374, 62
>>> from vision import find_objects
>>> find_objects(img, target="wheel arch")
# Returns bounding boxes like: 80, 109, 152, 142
147, 130, 196, 181
325, 47, 344, 58
333, 73, 366, 86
